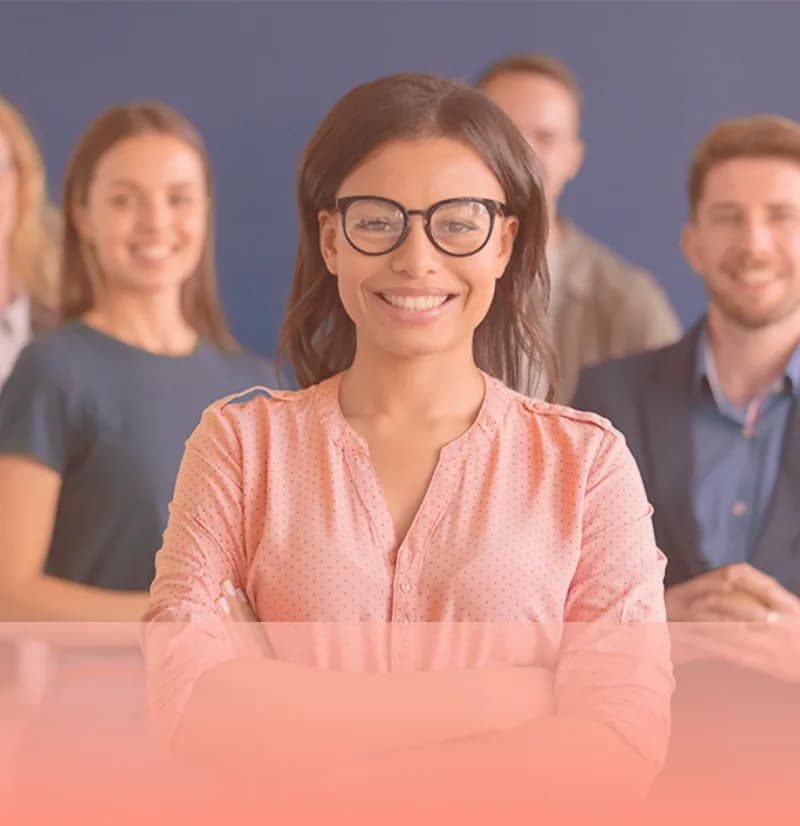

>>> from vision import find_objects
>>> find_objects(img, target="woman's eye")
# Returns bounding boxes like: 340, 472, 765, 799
356, 219, 398, 232
110, 194, 136, 209
441, 221, 477, 234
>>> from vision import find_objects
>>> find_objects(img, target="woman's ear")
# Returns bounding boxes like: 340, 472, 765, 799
495, 215, 519, 278
318, 210, 339, 276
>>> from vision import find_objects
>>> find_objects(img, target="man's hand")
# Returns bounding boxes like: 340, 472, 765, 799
665, 563, 800, 622
681, 620, 800, 683
667, 564, 800, 682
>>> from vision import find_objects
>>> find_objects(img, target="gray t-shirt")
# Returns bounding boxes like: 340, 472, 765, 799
0, 321, 277, 591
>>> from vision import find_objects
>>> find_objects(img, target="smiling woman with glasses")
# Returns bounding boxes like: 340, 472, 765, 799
143, 72, 672, 811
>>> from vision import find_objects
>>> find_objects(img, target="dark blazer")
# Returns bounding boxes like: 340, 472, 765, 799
573, 323, 800, 593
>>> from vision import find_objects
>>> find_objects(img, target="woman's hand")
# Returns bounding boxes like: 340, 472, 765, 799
215, 579, 274, 657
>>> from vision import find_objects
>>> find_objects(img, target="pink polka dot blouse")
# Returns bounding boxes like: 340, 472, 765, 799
142, 371, 671, 760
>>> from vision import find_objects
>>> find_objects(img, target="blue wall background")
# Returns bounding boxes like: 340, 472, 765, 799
2, 1, 799, 357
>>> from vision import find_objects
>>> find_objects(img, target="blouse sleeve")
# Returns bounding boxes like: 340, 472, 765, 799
141, 399, 251, 748
555, 426, 673, 769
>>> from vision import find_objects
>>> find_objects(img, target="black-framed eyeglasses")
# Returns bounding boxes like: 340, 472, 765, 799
335, 196, 511, 257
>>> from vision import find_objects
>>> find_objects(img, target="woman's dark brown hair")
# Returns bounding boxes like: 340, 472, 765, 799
62, 101, 238, 351
279, 72, 555, 395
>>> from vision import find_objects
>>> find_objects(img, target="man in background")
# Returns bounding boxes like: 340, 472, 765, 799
574, 118, 800, 794
574, 115, 800, 625
479, 53, 681, 401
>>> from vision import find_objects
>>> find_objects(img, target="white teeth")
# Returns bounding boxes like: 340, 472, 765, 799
736, 269, 776, 285
134, 245, 172, 259
382, 294, 449, 311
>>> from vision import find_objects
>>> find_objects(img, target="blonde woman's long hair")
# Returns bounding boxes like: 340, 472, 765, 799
0, 96, 60, 309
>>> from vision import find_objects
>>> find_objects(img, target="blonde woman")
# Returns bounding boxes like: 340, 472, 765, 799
0, 96, 60, 386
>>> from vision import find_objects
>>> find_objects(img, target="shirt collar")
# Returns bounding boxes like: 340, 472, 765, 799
694, 323, 800, 403
784, 341, 800, 396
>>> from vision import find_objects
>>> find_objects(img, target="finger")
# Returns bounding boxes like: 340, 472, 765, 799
689, 619, 799, 670
685, 596, 735, 622
231, 589, 259, 622
694, 593, 770, 623
667, 563, 766, 604
219, 607, 270, 657
748, 615, 800, 640
722, 565, 800, 615
667, 570, 732, 604
219, 581, 275, 657
215, 595, 232, 618
214, 595, 255, 655
221, 580, 258, 622
757, 607, 787, 623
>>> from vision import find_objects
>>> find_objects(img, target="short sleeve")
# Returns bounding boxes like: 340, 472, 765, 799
555, 427, 673, 769
0, 340, 80, 472
140, 400, 250, 748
